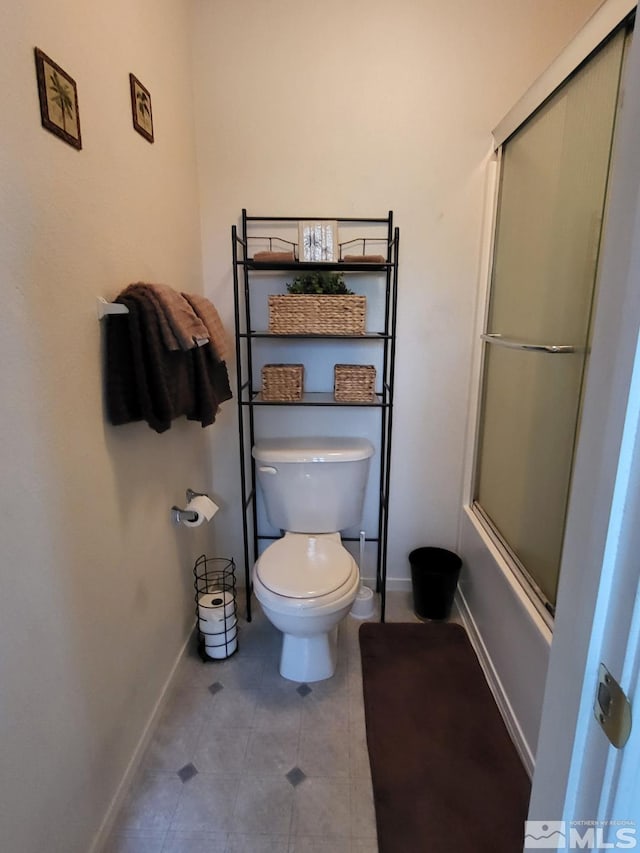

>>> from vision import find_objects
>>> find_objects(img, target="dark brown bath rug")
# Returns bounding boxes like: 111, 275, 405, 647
359, 622, 530, 853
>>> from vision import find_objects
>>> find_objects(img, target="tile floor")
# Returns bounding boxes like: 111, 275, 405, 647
104, 591, 420, 853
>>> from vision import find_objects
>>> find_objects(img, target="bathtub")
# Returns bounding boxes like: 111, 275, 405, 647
457, 505, 552, 776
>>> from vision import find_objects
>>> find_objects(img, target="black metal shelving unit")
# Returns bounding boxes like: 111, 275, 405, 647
232, 210, 399, 622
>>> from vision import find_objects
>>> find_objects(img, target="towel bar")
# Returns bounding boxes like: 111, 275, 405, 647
97, 297, 129, 320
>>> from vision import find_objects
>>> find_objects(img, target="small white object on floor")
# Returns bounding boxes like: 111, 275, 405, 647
350, 585, 376, 619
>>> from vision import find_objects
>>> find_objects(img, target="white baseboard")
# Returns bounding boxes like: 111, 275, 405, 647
89, 625, 196, 853
456, 588, 535, 778
361, 576, 411, 592
385, 577, 412, 592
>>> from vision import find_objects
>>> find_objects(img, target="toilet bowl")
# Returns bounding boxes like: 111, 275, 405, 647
253, 532, 360, 681
252, 437, 374, 682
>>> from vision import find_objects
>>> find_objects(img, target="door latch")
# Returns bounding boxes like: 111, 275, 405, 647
594, 663, 632, 749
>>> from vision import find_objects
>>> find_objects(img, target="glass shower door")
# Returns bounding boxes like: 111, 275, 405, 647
474, 29, 626, 611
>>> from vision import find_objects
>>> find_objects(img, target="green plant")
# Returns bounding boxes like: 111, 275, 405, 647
48, 71, 74, 132
286, 271, 353, 295
136, 89, 151, 121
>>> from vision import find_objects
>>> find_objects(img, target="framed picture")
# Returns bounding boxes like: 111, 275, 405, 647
129, 73, 154, 143
298, 220, 338, 262
34, 48, 81, 150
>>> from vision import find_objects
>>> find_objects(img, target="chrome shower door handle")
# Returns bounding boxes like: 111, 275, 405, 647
481, 333, 576, 354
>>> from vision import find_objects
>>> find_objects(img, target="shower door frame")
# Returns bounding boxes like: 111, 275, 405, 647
464, 2, 635, 629
456, 0, 636, 775
467, 16, 628, 629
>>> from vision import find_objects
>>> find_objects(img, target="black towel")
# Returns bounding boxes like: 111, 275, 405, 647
105, 289, 232, 433
190, 344, 232, 428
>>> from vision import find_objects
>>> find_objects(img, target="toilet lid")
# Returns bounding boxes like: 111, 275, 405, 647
257, 535, 354, 598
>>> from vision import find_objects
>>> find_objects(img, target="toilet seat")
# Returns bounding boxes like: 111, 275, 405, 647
256, 533, 354, 598
253, 560, 360, 615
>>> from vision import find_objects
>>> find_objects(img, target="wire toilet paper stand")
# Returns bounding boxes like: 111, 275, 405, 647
193, 556, 238, 661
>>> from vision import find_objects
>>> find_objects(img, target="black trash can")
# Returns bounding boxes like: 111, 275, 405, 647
409, 547, 462, 620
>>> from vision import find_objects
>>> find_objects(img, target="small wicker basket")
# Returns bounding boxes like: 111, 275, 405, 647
261, 364, 304, 401
334, 364, 376, 402
268, 294, 366, 335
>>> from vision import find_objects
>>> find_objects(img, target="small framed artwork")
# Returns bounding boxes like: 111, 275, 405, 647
34, 48, 81, 150
129, 73, 154, 143
298, 220, 338, 262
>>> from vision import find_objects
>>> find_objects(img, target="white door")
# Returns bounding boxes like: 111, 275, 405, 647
529, 11, 640, 841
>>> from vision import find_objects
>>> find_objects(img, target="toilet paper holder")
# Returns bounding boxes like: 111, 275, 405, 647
171, 489, 209, 525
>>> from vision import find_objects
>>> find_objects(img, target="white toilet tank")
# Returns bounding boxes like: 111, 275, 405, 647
253, 437, 374, 533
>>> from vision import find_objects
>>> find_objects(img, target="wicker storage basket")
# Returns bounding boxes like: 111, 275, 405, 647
268, 294, 366, 335
334, 364, 376, 402
261, 364, 304, 401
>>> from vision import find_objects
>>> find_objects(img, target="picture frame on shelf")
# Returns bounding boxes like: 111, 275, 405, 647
298, 220, 338, 262
129, 73, 154, 143
34, 48, 82, 150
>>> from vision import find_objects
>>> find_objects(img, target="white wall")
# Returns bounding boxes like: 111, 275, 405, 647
193, 0, 604, 586
0, 4, 215, 852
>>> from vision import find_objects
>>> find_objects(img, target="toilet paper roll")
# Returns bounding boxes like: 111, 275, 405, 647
203, 624, 238, 646
204, 635, 237, 659
198, 591, 235, 621
199, 616, 238, 636
182, 495, 219, 528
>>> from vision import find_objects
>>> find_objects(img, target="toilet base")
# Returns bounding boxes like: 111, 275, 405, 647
279, 626, 338, 682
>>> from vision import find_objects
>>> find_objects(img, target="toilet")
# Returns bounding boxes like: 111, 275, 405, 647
252, 437, 374, 682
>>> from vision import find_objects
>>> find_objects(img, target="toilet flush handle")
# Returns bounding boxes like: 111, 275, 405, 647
258, 466, 278, 474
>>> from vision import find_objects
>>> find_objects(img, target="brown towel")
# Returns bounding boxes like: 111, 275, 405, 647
253, 251, 295, 263
123, 282, 209, 351
106, 290, 232, 433
124, 283, 180, 350
342, 254, 386, 264
181, 292, 230, 362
